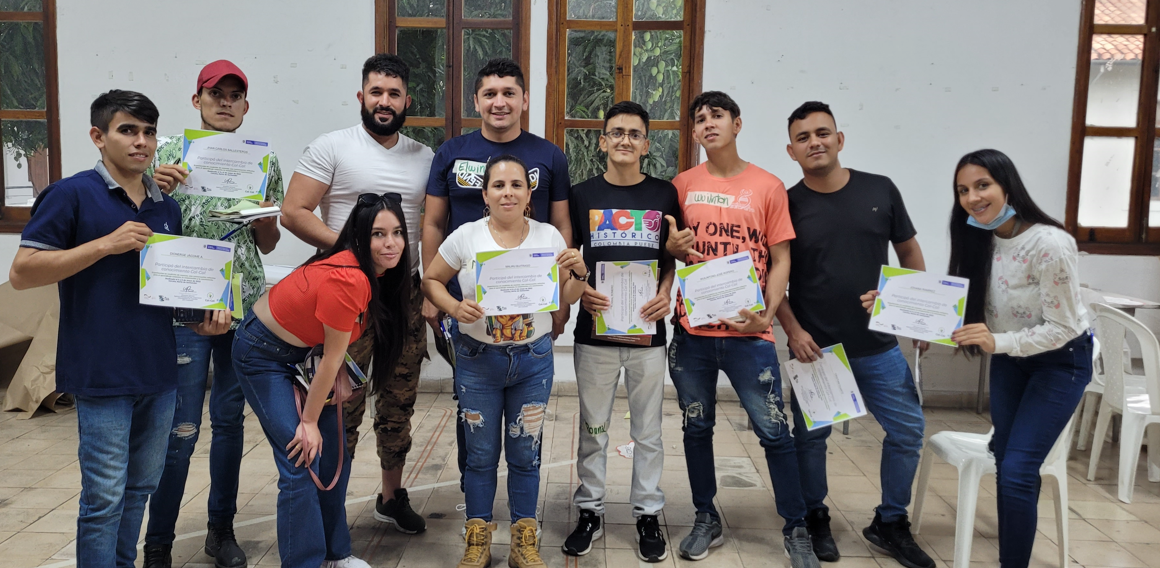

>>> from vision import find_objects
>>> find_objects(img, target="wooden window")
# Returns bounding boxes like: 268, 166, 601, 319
376, 0, 531, 152
1066, 0, 1160, 253
0, 0, 59, 233
544, 0, 704, 184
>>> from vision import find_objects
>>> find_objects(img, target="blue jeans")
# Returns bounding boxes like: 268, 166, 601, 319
232, 313, 352, 567
667, 329, 806, 536
146, 327, 246, 545
989, 332, 1091, 568
75, 390, 176, 568
455, 332, 554, 522
789, 345, 925, 522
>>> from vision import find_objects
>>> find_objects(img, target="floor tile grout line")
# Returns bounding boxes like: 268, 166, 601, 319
36, 455, 582, 568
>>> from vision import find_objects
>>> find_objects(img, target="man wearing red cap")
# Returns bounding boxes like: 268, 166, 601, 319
141, 60, 284, 568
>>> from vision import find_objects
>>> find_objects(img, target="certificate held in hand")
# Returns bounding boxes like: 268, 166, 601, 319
179, 129, 273, 201
868, 265, 969, 346
475, 248, 560, 316
595, 260, 657, 336
783, 344, 866, 430
676, 251, 766, 327
140, 235, 236, 310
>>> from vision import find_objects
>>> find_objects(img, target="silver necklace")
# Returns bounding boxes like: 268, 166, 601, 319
488, 217, 528, 249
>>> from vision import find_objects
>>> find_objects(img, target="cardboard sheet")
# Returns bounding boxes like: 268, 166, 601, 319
0, 282, 67, 418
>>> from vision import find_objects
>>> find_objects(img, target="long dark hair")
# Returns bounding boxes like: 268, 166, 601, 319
303, 196, 412, 394
947, 148, 1064, 355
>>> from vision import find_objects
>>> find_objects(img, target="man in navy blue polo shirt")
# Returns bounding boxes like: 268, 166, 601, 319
9, 90, 229, 568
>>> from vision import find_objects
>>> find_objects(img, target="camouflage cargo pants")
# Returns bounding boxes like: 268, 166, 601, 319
342, 273, 427, 471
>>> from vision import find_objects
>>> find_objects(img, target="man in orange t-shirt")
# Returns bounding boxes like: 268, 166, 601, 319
664, 91, 818, 568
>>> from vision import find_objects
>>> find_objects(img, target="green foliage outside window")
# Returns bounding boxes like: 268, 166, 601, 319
634, 0, 682, 20
397, 0, 445, 18
566, 31, 615, 120
632, 31, 682, 121
0, 11, 46, 176
400, 126, 446, 151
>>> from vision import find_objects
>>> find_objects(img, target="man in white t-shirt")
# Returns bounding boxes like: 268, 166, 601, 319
281, 53, 434, 535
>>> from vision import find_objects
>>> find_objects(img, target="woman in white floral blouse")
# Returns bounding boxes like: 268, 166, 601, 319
947, 149, 1092, 568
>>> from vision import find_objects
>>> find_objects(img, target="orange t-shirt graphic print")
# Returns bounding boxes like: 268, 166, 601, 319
672, 163, 795, 343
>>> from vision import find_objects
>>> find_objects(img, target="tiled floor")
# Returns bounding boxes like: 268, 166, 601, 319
2, 391, 1160, 568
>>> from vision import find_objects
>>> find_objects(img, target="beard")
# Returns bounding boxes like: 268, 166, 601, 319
361, 103, 407, 137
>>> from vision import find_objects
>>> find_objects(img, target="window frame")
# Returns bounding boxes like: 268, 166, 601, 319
543, 0, 705, 174
375, 0, 531, 143
0, 0, 60, 233
1066, 0, 1160, 254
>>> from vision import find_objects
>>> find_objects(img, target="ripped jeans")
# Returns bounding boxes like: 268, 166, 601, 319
146, 326, 245, 546
455, 332, 554, 522
668, 328, 808, 536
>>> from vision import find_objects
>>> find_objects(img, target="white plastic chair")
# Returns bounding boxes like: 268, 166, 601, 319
1086, 303, 1160, 502
912, 415, 1074, 568
1074, 287, 1107, 451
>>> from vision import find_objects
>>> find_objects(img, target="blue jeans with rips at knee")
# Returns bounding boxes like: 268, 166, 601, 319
455, 332, 554, 522
668, 329, 807, 536
146, 326, 246, 545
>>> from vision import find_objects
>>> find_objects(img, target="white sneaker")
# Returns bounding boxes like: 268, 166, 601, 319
321, 556, 372, 568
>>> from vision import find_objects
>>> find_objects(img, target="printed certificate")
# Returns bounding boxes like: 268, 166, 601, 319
140, 235, 235, 310
475, 248, 560, 316
595, 260, 657, 336
178, 129, 273, 201
869, 266, 969, 346
783, 344, 866, 430
676, 252, 766, 327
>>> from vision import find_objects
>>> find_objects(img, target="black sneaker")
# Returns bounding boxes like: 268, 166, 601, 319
636, 514, 668, 562
143, 543, 172, 568
862, 510, 935, 568
204, 522, 247, 568
561, 509, 602, 556
374, 488, 427, 534
805, 508, 840, 562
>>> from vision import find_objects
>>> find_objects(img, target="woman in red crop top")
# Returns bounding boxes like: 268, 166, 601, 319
231, 193, 411, 568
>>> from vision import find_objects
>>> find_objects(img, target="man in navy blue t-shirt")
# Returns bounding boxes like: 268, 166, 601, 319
10, 90, 229, 568
421, 58, 573, 315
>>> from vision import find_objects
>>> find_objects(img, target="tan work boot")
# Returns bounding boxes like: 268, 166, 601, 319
458, 518, 496, 568
509, 518, 545, 568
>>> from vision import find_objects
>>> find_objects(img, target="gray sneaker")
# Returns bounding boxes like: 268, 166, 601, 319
678, 512, 724, 560
784, 527, 822, 568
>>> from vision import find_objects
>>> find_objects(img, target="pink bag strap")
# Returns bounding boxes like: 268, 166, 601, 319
293, 373, 348, 491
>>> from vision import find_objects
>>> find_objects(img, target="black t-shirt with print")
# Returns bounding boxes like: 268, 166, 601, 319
569, 174, 682, 348
786, 169, 917, 358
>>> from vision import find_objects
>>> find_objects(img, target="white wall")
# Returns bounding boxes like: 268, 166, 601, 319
702, 1, 1081, 275
8, 0, 1159, 399
1, 0, 381, 271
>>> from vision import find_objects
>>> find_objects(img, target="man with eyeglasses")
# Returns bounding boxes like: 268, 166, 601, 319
561, 101, 681, 563
142, 60, 283, 568
281, 53, 434, 537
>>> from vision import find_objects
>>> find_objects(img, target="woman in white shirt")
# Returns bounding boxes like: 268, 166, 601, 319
947, 149, 1091, 568
423, 155, 586, 568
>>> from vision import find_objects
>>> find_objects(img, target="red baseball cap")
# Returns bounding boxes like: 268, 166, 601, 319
197, 60, 248, 93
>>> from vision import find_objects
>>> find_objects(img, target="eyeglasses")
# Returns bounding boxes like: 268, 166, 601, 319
604, 130, 647, 142
357, 192, 403, 207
